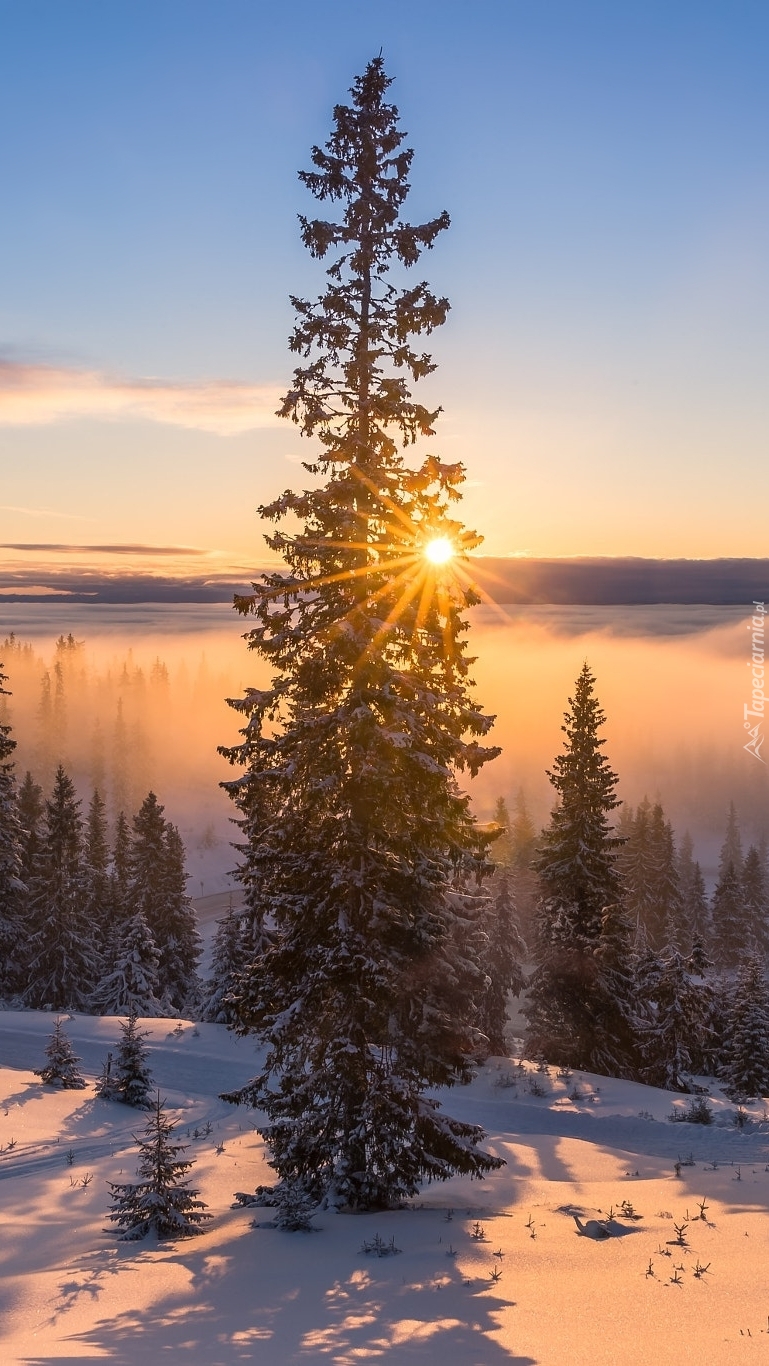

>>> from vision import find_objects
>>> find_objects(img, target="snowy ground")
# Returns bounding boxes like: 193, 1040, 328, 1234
2, 1011, 769, 1364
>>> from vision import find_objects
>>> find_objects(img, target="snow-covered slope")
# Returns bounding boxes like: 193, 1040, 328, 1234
2, 1010, 768, 1364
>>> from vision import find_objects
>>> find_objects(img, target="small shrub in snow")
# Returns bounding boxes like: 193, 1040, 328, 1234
360, 1234, 401, 1256
271, 1182, 318, 1231
670, 1096, 712, 1124
35, 1018, 86, 1089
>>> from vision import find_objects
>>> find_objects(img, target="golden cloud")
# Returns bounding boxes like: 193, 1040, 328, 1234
0, 360, 283, 434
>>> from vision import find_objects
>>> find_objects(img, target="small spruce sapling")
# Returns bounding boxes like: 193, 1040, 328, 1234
35, 1018, 86, 1089
107, 1092, 211, 1240
114, 1010, 154, 1107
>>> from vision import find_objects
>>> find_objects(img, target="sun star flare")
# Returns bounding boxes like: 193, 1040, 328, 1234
425, 536, 454, 565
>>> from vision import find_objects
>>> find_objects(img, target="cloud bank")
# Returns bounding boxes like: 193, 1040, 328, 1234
0, 359, 283, 434
0, 554, 767, 608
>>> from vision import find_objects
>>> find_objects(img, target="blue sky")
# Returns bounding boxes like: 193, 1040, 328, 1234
0, 0, 767, 577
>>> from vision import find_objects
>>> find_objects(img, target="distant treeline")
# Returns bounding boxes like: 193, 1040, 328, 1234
0, 631, 233, 849
493, 790, 768, 965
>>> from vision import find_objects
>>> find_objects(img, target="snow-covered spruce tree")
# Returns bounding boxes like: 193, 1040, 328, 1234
127, 794, 200, 1012
220, 57, 502, 1210
107, 1092, 211, 1240
17, 770, 44, 889
618, 798, 683, 950
646, 802, 683, 949
638, 949, 713, 1090
112, 1009, 154, 1107
524, 664, 634, 1073
677, 830, 712, 955
719, 802, 744, 879
490, 797, 514, 868
25, 766, 99, 1009
477, 872, 526, 1055
742, 846, 769, 959
201, 902, 248, 1026
507, 787, 540, 945
722, 953, 769, 1100
159, 822, 201, 1012
83, 788, 112, 960
108, 809, 131, 934
711, 860, 747, 970
0, 665, 25, 998
90, 908, 163, 1016
35, 1017, 86, 1088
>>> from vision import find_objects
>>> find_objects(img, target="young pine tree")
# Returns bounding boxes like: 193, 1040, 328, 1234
107, 1093, 211, 1239
220, 57, 502, 1210
525, 664, 627, 1071
35, 1017, 86, 1089
112, 1010, 154, 1107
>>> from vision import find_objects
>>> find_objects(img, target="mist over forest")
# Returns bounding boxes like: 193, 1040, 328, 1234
1, 599, 766, 893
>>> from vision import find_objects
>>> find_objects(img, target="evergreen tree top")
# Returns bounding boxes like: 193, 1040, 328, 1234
276, 53, 455, 472
546, 663, 621, 815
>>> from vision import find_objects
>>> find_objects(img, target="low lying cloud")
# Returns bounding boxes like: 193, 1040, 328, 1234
0, 359, 283, 434
0, 543, 206, 555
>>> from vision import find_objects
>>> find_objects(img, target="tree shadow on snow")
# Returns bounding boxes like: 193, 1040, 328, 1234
19, 1211, 537, 1365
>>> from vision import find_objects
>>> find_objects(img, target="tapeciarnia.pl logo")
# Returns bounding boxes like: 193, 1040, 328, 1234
744, 600, 766, 763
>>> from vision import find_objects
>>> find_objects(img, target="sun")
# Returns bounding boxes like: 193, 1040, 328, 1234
424, 537, 454, 566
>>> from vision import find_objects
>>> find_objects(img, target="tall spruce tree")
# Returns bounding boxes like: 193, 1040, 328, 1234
91, 908, 163, 1016
159, 822, 200, 1011
677, 830, 712, 954
719, 802, 744, 880
25, 766, 98, 1009
0, 666, 24, 997
127, 794, 199, 1011
477, 872, 526, 1055
84, 789, 111, 961
711, 861, 747, 970
525, 664, 627, 1071
220, 57, 502, 1210
638, 949, 704, 1092
17, 770, 44, 889
742, 846, 769, 958
722, 954, 769, 1100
